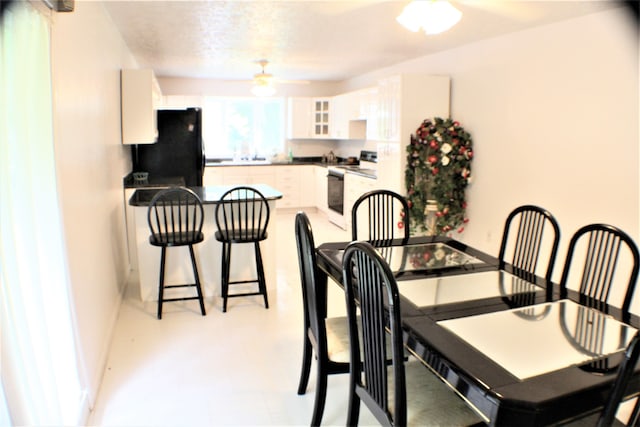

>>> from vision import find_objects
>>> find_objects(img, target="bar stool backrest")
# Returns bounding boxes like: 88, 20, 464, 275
147, 187, 204, 246
214, 186, 270, 242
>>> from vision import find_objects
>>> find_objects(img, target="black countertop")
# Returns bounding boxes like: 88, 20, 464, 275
204, 157, 376, 178
205, 156, 357, 168
123, 173, 185, 189
129, 185, 283, 207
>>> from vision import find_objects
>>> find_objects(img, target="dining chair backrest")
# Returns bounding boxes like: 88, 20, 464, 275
343, 241, 407, 426
294, 211, 351, 425
214, 186, 270, 242
562, 330, 640, 427
498, 205, 560, 282
352, 189, 410, 245
295, 212, 328, 362
559, 224, 640, 320
147, 186, 204, 246
598, 330, 640, 427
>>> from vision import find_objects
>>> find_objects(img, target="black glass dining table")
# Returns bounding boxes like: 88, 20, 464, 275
315, 235, 640, 426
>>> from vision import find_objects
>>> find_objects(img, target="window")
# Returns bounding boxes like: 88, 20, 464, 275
202, 97, 284, 160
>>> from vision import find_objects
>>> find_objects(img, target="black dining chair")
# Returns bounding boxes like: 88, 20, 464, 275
559, 330, 640, 427
498, 205, 560, 282
214, 186, 270, 312
559, 223, 640, 322
352, 189, 410, 245
147, 187, 206, 319
294, 212, 350, 426
342, 241, 483, 426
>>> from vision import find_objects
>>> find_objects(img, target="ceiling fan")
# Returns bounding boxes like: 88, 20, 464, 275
251, 59, 308, 96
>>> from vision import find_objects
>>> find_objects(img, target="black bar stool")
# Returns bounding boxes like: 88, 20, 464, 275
147, 187, 206, 319
214, 186, 270, 312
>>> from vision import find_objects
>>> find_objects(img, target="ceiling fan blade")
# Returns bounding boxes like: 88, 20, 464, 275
455, 0, 539, 21
274, 79, 310, 85
312, 0, 389, 16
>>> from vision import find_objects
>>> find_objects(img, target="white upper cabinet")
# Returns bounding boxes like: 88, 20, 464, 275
121, 69, 162, 144
288, 91, 373, 141
331, 91, 367, 140
331, 94, 349, 139
288, 97, 332, 139
312, 98, 331, 138
287, 98, 332, 139
287, 97, 313, 139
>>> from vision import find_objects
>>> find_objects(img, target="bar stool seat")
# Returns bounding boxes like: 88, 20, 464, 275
214, 186, 270, 312
147, 187, 206, 319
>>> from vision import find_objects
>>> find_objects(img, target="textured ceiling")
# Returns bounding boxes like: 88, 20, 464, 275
102, 0, 625, 82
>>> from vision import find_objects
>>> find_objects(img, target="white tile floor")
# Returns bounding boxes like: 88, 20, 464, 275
88, 210, 381, 426
87, 209, 635, 426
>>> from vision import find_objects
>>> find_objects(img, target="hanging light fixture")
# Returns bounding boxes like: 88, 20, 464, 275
396, 0, 462, 35
251, 79, 276, 97
251, 60, 276, 97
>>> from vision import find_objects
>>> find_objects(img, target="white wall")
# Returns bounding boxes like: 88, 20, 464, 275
158, 76, 344, 98
346, 8, 639, 283
50, 1, 136, 411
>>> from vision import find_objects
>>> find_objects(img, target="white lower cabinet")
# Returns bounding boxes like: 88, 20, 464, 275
276, 165, 315, 209
276, 166, 301, 209
314, 166, 328, 213
204, 165, 317, 209
299, 166, 315, 208
344, 173, 377, 235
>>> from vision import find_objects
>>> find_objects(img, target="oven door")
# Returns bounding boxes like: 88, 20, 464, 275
327, 170, 344, 215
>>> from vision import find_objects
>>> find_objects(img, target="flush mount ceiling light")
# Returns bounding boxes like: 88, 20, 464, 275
397, 0, 462, 35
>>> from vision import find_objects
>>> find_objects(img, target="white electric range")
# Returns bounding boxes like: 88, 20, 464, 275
326, 150, 377, 229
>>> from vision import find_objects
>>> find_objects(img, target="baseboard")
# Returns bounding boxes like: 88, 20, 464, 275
81, 276, 127, 424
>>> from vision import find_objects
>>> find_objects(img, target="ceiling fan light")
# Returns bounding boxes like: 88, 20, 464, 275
397, 0, 462, 35
251, 82, 276, 97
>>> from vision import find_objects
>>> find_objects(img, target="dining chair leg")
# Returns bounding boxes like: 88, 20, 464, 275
346, 379, 360, 426
157, 247, 167, 320
254, 241, 269, 309
297, 332, 312, 395
188, 245, 206, 316
310, 359, 328, 427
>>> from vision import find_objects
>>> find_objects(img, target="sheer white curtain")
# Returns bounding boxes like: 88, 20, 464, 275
0, 2, 85, 425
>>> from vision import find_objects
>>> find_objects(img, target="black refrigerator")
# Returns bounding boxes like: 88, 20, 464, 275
134, 108, 204, 186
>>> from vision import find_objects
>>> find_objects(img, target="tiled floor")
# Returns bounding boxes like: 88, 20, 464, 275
87, 209, 636, 426
88, 209, 380, 426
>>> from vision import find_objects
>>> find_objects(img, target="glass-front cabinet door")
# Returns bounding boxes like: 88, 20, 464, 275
313, 98, 330, 137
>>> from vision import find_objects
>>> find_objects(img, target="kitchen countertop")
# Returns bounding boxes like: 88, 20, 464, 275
205, 157, 376, 178
205, 156, 356, 168
128, 184, 283, 207
123, 173, 185, 189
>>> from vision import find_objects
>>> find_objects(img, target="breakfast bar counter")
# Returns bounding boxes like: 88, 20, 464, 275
129, 184, 283, 206
129, 184, 283, 303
